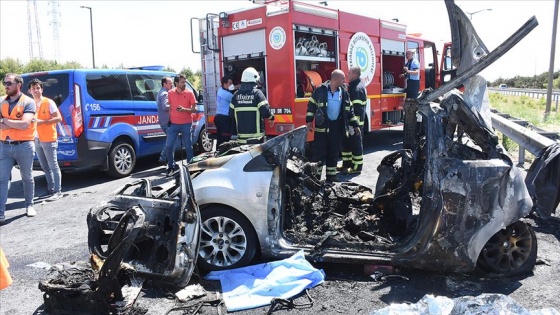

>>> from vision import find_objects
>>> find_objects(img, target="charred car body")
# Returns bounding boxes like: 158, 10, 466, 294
40, 1, 555, 312
186, 0, 542, 276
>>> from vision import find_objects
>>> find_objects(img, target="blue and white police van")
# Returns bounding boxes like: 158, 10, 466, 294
22, 68, 210, 178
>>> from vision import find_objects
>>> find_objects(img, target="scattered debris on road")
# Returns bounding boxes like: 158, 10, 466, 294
372, 293, 559, 315
39, 165, 201, 314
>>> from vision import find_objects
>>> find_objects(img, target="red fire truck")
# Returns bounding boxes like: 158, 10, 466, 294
191, 0, 442, 138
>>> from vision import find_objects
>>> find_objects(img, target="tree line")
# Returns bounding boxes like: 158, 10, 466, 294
0, 58, 202, 95
4, 57, 556, 94
490, 70, 560, 89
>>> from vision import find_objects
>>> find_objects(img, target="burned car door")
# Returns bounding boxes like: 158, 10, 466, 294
87, 164, 201, 287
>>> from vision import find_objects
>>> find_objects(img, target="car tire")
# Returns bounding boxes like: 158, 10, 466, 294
476, 221, 537, 276
197, 126, 213, 153
198, 206, 258, 271
107, 141, 136, 178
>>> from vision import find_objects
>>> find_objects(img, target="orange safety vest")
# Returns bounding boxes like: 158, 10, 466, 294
0, 94, 36, 141
36, 97, 58, 142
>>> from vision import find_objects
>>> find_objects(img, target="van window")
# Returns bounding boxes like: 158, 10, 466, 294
22, 73, 70, 106
86, 74, 131, 100
127, 74, 164, 101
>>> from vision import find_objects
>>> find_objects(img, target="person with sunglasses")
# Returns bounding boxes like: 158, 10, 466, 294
0, 74, 38, 223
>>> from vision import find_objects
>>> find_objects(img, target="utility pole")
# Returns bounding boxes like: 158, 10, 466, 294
49, 1, 61, 62
80, 6, 95, 68
545, 0, 559, 116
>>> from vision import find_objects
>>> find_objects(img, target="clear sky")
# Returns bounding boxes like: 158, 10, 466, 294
1, 0, 558, 82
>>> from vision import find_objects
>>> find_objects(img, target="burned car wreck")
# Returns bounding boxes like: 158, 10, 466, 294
38, 0, 556, 313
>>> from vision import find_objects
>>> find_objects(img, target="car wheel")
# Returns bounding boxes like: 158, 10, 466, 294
107, 141, 136, 178
198, 206, 258, 271
477, 221, 537, 276
198, 126, 213, 153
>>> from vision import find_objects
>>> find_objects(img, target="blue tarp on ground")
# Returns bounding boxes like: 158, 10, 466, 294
205, 250, 325, 312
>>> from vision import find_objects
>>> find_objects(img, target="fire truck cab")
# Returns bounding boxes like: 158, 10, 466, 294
191, 0, 440, 138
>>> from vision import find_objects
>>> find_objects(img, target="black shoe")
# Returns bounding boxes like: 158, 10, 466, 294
343, 167, 362, 175
326, 175, 339, 183
337, 164, 351, 172
37, 191, 54, 199
166, 165, 177, 177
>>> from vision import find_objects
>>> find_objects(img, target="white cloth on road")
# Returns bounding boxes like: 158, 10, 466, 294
205, 250, 325, 312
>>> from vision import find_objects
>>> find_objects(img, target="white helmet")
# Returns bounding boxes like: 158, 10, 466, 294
241, 67, 260, 83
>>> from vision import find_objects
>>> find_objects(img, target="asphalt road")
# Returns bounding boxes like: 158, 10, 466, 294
1, 127, 559, 315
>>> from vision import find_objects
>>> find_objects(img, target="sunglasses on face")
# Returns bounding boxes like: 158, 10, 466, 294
2, 81, 15, 87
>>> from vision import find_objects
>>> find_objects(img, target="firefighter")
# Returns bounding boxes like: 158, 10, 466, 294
229, 67, 274, 144
340, 66, 367, 174
306, 69, 360, 182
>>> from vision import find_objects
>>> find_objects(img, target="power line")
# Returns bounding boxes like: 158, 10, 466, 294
27, 0, 43, 59
49, 1, 61, 62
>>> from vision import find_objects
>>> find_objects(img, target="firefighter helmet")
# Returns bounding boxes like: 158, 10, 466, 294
241, 67, 260, 83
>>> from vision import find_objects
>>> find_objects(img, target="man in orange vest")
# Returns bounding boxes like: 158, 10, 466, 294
28, 79, 63, 201
0, 73, 38, 223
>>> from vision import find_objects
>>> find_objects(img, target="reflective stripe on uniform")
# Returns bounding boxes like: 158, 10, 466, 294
326, 166, 337, 176
341, 151, 352, 162
352, 156, 363, 165
256, 100, 269, 108
352, 99, 366, 106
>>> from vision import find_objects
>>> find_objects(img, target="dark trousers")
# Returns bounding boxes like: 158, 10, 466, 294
312, 119, 344, 178
214, 114, 231, 147
341, 126, 363, 171
406, 79, 420, 99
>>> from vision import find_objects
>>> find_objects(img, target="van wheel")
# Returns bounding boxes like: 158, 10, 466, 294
198, 127, 213, 153
198, 206, 258, 271
477, 221, 537, 276
107, 141, 136, 178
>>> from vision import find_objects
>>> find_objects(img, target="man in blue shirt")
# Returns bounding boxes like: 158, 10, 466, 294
402, 50, 420, 99
215, 76, 234, 147
157, 76, 173, 164
306, 70, 359, 182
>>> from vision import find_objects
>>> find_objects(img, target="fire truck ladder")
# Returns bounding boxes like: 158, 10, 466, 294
191, 14, 221, 118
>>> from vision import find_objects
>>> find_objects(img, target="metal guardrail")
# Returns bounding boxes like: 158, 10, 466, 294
490, 109, 559, 165
488, 88, 560, 112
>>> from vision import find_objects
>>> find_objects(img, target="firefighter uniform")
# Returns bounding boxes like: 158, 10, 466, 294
306, 82, 359, 181
341, 78, 367, 173
229, 83, 274, 144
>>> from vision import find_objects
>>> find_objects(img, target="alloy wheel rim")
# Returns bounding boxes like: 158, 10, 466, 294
481, 222, 533, 272
115, 147, 132, 173
200, 216, 247, 267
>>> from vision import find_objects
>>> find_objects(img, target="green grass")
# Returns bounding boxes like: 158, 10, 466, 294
489, 92, 560, 165
489, 93, 560, 132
